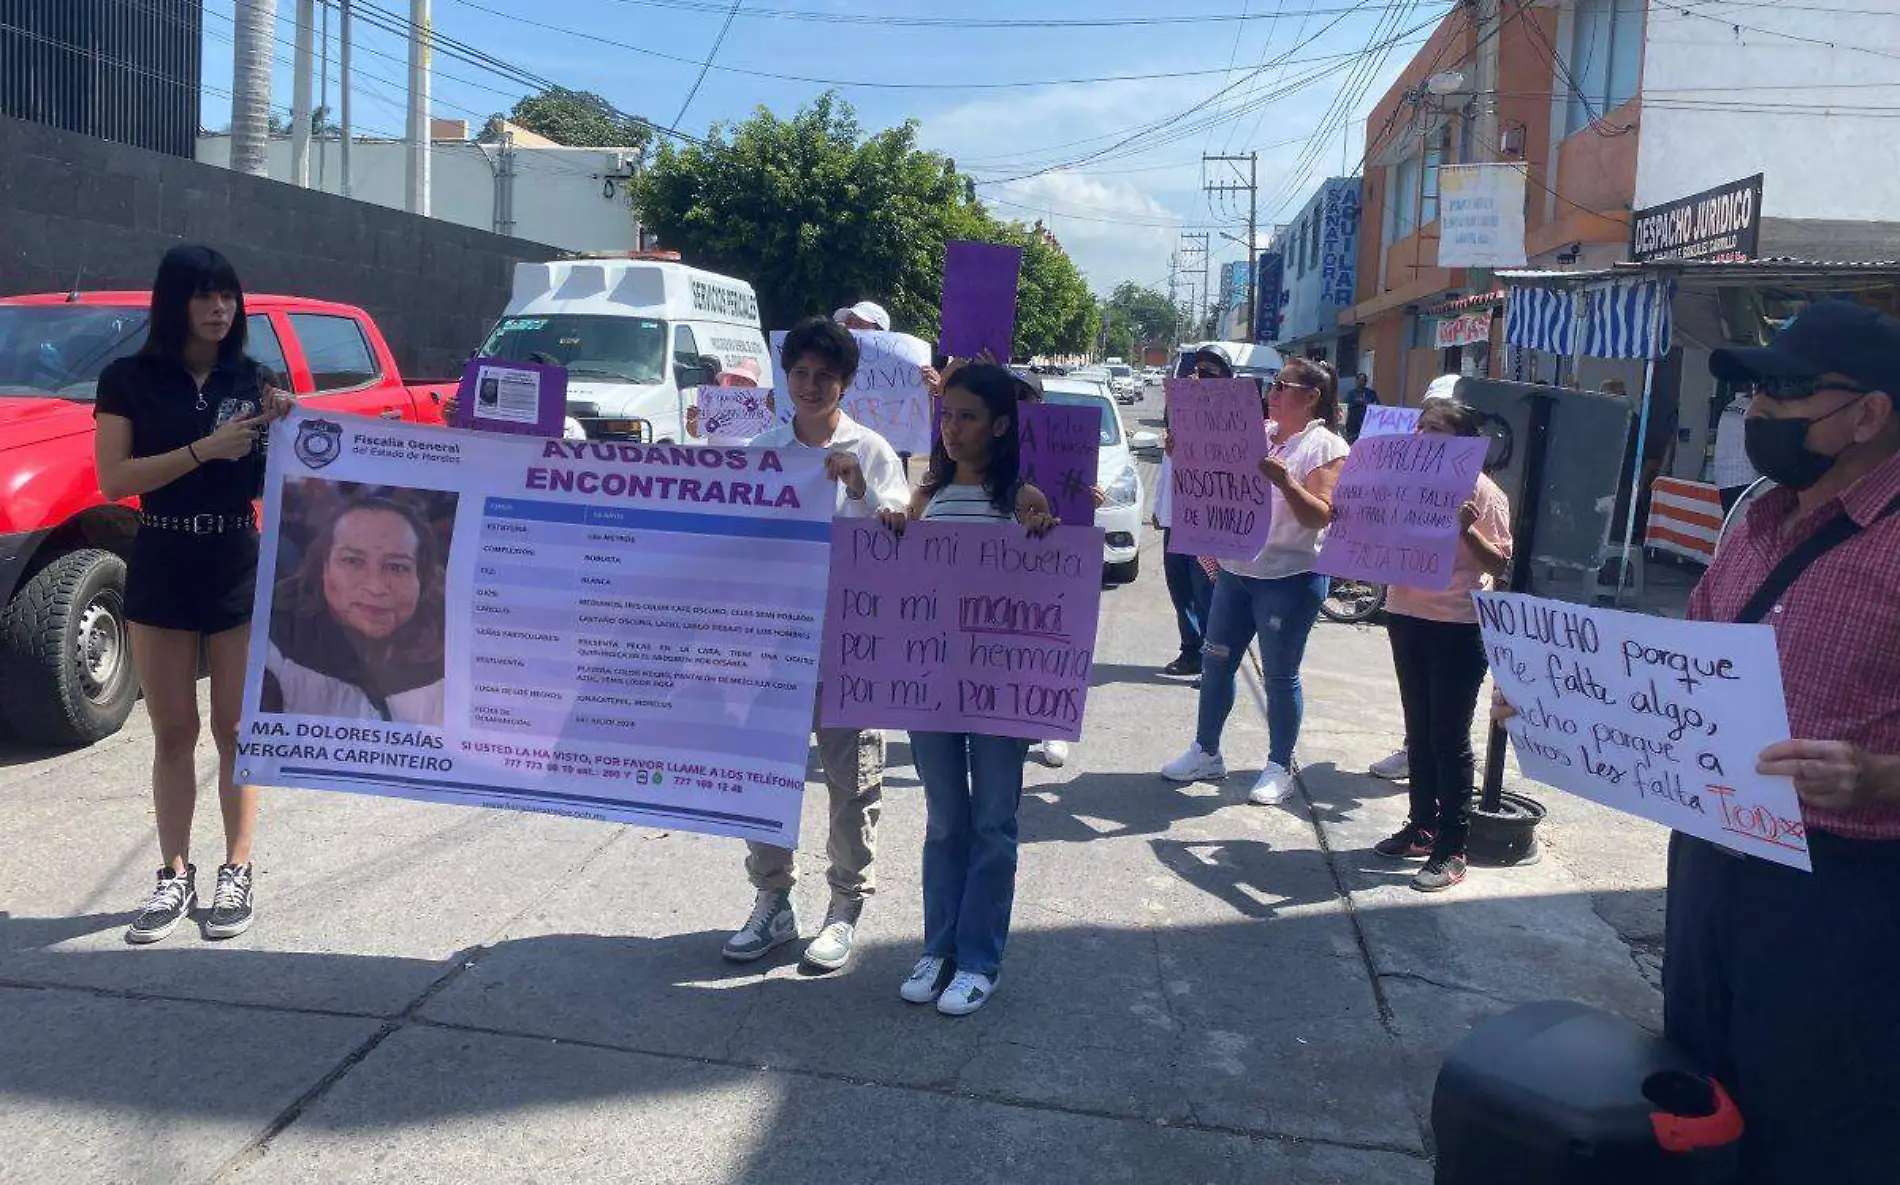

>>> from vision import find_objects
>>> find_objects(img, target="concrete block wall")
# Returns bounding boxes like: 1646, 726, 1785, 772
0, 115, 560, 379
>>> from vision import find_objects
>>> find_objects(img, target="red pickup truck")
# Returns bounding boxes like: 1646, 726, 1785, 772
0, 292, 456, 747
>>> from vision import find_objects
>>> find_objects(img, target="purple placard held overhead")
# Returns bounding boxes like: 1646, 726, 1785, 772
940, 240, 1023, 362
1018, 403, 1101, 528
451, 356, 568, 438
819, 520, 1104, 742
1315, 434, 1488, 590
1163, 378, 1272, 560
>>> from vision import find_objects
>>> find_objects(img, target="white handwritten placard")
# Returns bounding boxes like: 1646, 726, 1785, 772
1476, 592, 1808, 870
770, 329, 932, 455
1358, 405, 1421, 438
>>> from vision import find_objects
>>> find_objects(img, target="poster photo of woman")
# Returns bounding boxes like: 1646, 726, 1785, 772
261, 479, 455, 726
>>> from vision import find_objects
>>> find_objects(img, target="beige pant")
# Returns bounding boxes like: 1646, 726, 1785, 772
745, 694, 883, 901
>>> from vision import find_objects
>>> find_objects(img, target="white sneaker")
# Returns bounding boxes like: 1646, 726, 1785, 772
1247, 762, 1296, 805
900, 954, 955, 1004
936, 969, 998, 1016
1040, 739, 1070, 767
1370, 749, 1410, 780
1161, 744, 1226, 782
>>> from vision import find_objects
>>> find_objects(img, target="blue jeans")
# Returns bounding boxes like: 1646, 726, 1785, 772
1194, 569, 1326, 768
910, 730, 1030, 977
1161, 528, 1213, 659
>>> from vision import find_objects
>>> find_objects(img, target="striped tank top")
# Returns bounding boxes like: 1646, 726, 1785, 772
921, 481, 1014, 523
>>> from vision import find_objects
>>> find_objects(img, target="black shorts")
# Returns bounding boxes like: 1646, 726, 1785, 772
124, 527, 260, 635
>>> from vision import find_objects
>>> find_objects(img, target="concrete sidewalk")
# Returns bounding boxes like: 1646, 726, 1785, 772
0, 490, 1667, 1184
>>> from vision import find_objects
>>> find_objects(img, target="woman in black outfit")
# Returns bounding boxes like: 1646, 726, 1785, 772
94, 245, 290, 944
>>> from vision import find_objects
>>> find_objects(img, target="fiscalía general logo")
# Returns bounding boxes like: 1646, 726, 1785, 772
294, 418, 345, 469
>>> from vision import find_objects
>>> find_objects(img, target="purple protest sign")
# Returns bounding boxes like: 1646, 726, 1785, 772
690, 386, 777, 443
940, 240, 1023, 362
820, 520, 1104, 742
1018, 403, 1101, 527
1315, 434, 1488, 590
451, 356, 568, 438
1163, 378, 1272, 560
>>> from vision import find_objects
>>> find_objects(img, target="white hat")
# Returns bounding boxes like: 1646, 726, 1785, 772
833, 301, 891, 332
1420, 374, 1461, 406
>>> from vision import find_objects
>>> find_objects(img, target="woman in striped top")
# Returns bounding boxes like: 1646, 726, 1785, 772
879, 362, 1058, 1016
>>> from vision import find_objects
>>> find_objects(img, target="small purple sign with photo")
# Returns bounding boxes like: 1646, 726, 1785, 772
451, 356, 568, 438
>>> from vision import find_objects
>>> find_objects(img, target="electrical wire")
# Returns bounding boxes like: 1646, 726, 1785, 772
671, 0, 745, 127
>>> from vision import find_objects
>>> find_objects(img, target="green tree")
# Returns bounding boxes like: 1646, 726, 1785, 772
487, 88, 649, 149
632, 94, 1097, 355
1105, 282, 1180, 352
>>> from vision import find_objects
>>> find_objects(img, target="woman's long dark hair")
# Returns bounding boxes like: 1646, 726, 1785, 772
1424, 395, 1484, 437
279, 496, 447, 667
140, 244, 249, 365
924, 362, 1023, 515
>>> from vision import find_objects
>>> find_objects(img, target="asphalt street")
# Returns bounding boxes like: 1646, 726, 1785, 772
0, 382, 1669, 1183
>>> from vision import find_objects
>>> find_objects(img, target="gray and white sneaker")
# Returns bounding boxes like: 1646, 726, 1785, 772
1369, 749, 1410, 781
203, 863, 255, 939
127, 866, 196, 945
722, 889, 798, 962
899, 954, 956, 1004
937, 969, 998, 1016
802, 897, 864, 972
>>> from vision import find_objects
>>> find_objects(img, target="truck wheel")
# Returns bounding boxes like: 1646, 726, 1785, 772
0, 549, 140, 747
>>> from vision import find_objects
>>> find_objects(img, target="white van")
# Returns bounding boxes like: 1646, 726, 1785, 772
476, 254, 772, 442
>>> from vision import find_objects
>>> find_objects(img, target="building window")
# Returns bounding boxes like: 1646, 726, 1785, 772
1390, 156, 1421, 242
1422, 129, 1446, 226
1565, 0, 1646, 137
1307, 215, 1321, 276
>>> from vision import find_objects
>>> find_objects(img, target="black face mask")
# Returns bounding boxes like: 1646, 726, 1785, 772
1742, 395, 1865, 491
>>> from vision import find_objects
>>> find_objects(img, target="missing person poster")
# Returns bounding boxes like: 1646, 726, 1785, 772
237, 411, 834, 846
451, 356, 568, 438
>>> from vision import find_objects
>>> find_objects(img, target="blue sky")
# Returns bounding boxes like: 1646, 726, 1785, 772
201, 0, 1453, 298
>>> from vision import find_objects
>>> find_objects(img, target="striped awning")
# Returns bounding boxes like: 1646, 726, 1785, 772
1503, 277, 1674, 359
1582, 279, 1674, 359
1504, 285, 1575, 354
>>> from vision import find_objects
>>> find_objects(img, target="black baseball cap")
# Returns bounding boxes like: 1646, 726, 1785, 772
1710, 299, 1900, 398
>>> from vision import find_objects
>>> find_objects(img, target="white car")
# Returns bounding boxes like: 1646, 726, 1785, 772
1038, 377, 1144, 583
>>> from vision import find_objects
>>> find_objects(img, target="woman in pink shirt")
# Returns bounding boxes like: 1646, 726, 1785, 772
1372, 397, 1512, 892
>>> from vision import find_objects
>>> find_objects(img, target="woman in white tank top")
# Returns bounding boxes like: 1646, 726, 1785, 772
876, 362, 1057, 1017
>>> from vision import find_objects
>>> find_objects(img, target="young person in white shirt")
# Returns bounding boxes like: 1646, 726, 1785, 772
723, 317, 910, 972
1161, 357, 1349, 805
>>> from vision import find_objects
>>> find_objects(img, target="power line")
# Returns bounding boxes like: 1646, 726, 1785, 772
671, 0, 745, 127
585, 0, 1458, 28
446, 0, 1432, 92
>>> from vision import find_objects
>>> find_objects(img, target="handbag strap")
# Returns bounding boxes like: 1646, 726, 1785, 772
1733, 491, 1900, 624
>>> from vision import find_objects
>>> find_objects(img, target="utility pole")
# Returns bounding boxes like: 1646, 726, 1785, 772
1204, 152, 1258, 341
340, 0, 353, 196
1166, 249, 1181, 345
230, 0, 277, 177
291, 0, 315, 187
405, 0, 432, 216
1179, 232, 1210, 341
317, 0, 330, 189
1473, 0, 1502, 159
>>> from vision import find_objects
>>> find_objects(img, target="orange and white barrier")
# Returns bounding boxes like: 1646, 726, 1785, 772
1646, 477, 1724, 563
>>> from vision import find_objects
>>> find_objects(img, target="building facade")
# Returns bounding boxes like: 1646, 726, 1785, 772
1272, 177, 1361, 366
197, 129, 643, 255
1, 0, 203, 158
1345, 0, 1900, 413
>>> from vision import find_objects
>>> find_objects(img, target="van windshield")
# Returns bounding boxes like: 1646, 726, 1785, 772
480, 314, 668, 385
